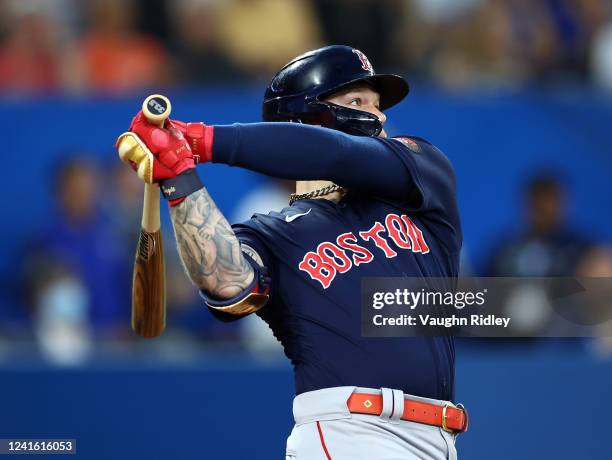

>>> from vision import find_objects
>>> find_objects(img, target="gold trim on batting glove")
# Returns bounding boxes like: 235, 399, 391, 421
116, 132, 155, 184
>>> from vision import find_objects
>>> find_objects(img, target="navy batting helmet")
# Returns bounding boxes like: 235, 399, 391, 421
262, 45, 409, 137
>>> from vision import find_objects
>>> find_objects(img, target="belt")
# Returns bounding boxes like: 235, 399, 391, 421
347, 393, 469, 433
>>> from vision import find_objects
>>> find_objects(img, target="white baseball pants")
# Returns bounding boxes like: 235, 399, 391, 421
285, 386, 458, 460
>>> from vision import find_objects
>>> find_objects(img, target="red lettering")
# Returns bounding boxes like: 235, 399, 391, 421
385, 214, 412, 249
299, 215, 431, 288
337, 232, 374, 266
318, 242, 352, 274
359, 221, 397, 258
401, 215, 430, 254
298, 252, 337, 289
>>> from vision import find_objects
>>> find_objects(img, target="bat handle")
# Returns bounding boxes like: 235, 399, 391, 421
142, 184, 160, 233
139, 94, 171, 232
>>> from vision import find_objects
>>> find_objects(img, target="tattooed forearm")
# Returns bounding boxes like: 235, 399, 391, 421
170, 188, 254, 299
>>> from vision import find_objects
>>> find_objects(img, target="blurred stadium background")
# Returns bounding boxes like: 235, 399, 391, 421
1, 0, 612, 458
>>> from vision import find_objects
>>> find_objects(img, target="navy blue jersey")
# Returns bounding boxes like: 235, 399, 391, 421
229, 136, 461, 401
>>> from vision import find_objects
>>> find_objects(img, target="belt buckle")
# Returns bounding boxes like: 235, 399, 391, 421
441, 403, 454, 433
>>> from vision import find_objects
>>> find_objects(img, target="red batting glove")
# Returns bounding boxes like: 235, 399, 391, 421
128, 111, 197, 181
117, 111, 205, 206
169, 119, 214, 164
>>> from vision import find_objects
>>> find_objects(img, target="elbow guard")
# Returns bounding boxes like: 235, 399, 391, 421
200, 254, 271, 318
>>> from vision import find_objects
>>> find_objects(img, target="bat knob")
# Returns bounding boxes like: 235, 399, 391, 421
142, 94, 172, 126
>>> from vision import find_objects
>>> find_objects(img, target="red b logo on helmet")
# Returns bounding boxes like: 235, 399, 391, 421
352, 49, 373, 72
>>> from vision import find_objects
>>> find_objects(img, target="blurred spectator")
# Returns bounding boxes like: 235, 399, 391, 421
487, 173, 590, 277
575, 245, 612, 356
216, 0, 323, 78
590, 0, 612, 92
1, 0, 611, 92
396, 0, 528, 89
591, 22, 612, 91
577, 245, 612, 277
76, 0, 171, 92
313, 0, 403, 71
410, 0, 482, 22
107, 162, 143, 245
22, 156, 130, 350
396, 0, 611, 89
30, 262, 93, 365
483, 173, 591, 340
0, 2, 70, 93
169, 0, 248, 83
509, 0, 606, 83
134, 0, 171, 44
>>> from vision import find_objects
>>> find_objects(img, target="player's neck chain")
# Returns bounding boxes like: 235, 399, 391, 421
289, 184, 346, 205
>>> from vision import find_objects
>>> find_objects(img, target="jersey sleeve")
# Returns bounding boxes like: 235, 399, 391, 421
211, 123, 416, 199
199, 224, 273, 323
379, 136, 462, 253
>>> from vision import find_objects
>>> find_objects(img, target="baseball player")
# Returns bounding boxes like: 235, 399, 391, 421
117, 45, 467, 459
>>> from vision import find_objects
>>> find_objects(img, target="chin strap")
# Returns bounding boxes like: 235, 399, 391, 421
289, 183, 346, 205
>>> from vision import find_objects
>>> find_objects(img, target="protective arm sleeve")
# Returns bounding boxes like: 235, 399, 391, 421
212, 123, 414, 200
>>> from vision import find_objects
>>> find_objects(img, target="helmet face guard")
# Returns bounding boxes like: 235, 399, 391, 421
309, 101, 383, 137
262, 45, 409, 137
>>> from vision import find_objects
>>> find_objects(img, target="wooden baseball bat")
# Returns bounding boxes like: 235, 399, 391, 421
131, 94, 171, 338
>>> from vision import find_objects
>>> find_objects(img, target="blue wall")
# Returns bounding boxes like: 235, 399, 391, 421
1, 345, 610, 459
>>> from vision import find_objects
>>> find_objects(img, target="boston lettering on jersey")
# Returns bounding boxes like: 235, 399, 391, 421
299, 213, 430, 288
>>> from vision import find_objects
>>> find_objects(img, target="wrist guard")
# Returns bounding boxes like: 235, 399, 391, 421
159, 168, 203, 202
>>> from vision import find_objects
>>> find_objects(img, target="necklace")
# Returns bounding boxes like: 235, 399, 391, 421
289, 183, 345, 205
